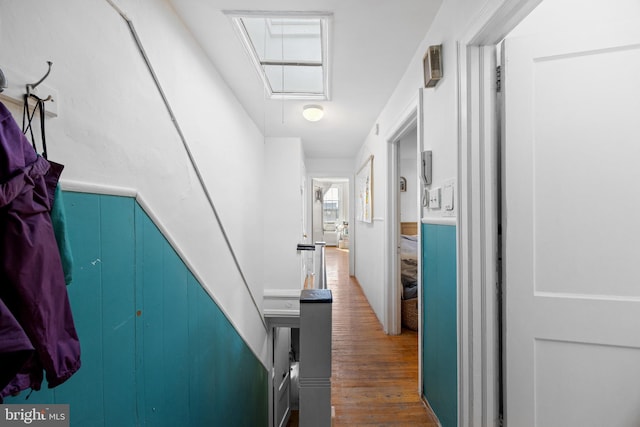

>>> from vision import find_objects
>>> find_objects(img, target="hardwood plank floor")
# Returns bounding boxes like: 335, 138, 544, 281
289, 247, 439, 426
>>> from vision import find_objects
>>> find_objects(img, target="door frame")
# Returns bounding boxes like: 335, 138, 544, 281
384, 90, 423, 394
457, 0, 542, 425
385, 91, 422, 337
307, 174, 355, 274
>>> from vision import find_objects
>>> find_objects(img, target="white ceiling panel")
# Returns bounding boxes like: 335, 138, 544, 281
168, 0, 442, 158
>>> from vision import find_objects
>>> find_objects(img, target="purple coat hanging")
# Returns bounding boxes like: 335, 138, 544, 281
0, 101, 80, 400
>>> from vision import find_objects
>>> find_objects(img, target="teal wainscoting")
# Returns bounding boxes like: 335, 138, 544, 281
5, 192, 267, 427
422, 223, 457, 427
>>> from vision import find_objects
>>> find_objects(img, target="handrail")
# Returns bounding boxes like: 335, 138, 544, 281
106, 0, 266, 330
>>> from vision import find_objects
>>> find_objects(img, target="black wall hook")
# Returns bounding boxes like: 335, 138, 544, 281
26, 61, 53, 99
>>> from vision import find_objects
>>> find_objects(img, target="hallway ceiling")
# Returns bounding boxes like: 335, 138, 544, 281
168, 0, 442, 159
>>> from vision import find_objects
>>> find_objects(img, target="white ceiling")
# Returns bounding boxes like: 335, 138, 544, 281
168, 0, 442, 159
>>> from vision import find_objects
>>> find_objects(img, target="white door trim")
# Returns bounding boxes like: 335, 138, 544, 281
457, 42, 501, 427
385, 139, 401, 336
457, 0, 542, 426
384, 93, 420, 337
307, 173, 355, 274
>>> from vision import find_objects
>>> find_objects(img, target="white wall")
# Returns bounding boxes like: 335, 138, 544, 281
352, 0, 503, 325
0, 0, 268, 364
508, 0, 640, 38
263, 137, 305, 291
399, 127, 418, 223
305, 157, 354, 175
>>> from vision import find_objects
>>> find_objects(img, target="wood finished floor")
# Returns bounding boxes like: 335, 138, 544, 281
288, 247, 439, 426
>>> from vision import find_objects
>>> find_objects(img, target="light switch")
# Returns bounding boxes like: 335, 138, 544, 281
429, 187, 441, 209
443, 184, 454, 211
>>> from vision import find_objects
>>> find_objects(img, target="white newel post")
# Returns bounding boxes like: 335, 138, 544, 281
299, 289, 333, 426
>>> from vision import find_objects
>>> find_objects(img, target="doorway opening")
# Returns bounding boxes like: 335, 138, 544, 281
311, 178, 350, 250
396, 125, 420, 336
385, 98, 422, 399
391, 122, 422, 401
384, 96, 420, 338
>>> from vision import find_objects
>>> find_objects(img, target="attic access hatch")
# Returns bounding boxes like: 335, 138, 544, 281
226, 11, 331, 100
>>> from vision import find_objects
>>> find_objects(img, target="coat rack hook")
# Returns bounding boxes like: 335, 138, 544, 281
26, 61, 53, 97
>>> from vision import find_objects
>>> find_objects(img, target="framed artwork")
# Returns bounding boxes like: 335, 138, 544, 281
356, 155, 373, 223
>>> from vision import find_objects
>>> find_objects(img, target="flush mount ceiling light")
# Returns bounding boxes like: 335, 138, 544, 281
303, 104, 324, 122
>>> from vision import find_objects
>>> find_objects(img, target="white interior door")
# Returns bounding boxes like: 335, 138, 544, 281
503, 24, 640, 426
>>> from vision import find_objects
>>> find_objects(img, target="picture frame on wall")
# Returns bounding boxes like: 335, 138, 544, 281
356, 155, 374, 223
